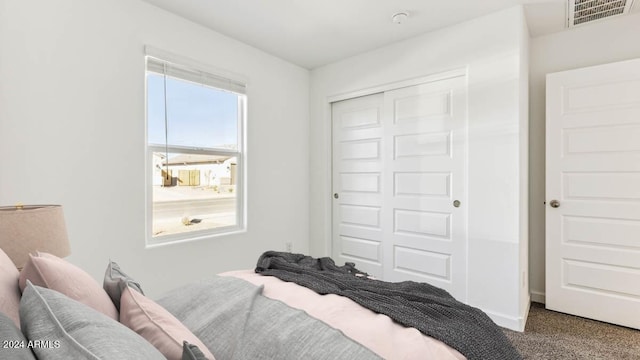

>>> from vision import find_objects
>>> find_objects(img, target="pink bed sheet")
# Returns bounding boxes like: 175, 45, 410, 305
221, 270, 466, 360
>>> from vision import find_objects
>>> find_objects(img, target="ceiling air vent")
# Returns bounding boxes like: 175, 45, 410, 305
568, 0, 635, 27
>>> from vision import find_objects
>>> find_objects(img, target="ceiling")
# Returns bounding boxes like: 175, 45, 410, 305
140, 0, 635, 69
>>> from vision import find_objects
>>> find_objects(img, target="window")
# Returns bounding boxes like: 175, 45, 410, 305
145, 53, 246, 245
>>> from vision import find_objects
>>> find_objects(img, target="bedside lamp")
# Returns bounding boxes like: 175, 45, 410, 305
0, 205, 71, 269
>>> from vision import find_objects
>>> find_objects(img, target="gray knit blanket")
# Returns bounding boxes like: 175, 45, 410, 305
255, 251, 522, 360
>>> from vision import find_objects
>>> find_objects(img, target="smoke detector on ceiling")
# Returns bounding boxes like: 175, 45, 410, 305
567, 0, 636, 27
391, 11, 409, 25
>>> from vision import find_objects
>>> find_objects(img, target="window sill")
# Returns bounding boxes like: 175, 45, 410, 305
145, 226, 246, 249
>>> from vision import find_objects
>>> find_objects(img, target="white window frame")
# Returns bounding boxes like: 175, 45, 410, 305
144, 47, 247, 247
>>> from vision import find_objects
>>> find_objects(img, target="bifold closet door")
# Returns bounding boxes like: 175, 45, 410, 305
332, 75, 468, 301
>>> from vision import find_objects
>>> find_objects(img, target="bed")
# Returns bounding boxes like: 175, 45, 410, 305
0, 249, 521, 360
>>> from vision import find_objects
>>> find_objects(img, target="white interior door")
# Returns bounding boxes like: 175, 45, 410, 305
381, 77, 467, 300
546, 58, 640, 329
332, 75, 468, 300
332, 93, 385, 278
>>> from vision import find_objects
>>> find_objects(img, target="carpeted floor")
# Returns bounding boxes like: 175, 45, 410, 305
503, 302, 640, 359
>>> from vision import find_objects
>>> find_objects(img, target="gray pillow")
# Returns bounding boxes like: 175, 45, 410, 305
182, 341, 210, 360
0, 312, 36, 360
20, 282, 165, 360
103, 260, 144, 310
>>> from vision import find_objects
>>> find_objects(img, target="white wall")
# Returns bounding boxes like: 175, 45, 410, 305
6, 0, 635, 323
309, 6, 529, 330
519, 11, 530, 318
528, 12, 640, 303
0, 0, 309, 297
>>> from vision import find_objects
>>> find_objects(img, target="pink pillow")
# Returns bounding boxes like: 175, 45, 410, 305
119, 286, 215, 360
0, 248, 21, 327
19, 252, 118, 320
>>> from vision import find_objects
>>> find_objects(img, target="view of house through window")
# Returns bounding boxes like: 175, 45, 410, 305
146, 55, 245, 243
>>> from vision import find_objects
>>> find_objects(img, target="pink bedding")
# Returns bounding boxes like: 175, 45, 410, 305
221, 270, 465, 360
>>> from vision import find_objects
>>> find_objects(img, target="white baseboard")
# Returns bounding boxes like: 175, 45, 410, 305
485, 310, 523, 331
530, 290, 545, 304
485, 301, 530, 332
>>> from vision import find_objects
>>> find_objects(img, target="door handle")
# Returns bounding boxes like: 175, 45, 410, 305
549, 199, 560, 208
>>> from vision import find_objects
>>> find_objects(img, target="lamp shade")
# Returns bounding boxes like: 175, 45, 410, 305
0, 205, 71, 269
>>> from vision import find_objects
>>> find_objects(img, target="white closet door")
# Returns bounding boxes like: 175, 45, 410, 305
382, 76, 467, 300
332, 93, 385, 278
332, 75, 468, 301
546, 58, 640, 329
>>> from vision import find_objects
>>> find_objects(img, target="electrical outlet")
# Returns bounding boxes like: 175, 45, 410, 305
285, 242, 292, 252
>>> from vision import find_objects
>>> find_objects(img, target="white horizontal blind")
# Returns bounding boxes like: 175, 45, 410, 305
146, 56, 246, 95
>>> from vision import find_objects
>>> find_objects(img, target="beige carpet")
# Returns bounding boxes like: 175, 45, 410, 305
503, 303, 640, 359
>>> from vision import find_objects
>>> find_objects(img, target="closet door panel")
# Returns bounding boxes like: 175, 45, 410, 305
331, 75, 468, 302
332, 93, 385, 278
383, 76, 468, 301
